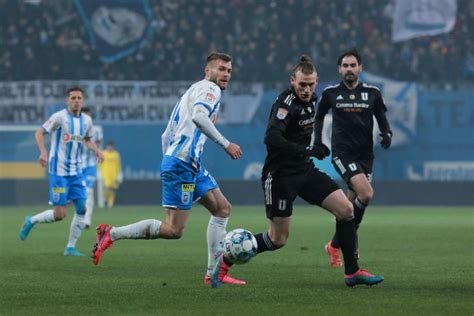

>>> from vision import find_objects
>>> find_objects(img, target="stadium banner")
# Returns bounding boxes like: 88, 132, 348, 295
74, 0, 154, 63
0, 81, 263, 125
392, 0, 457, 42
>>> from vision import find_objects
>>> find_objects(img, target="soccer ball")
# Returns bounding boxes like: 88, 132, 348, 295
223, 228, 258, 264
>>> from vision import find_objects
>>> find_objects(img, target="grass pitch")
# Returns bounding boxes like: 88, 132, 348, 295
1, 205, 473, 315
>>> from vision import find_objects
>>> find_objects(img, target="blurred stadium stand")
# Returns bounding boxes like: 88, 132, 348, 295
0, 0, 473, 206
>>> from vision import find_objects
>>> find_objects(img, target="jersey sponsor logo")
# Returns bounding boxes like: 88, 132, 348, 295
63, 133, 84, 142
181, 183, 195, 192
336, 94, 344, 100
361, 92, 368, 101
299, 116, 315, 126
335, 102, 369, 109
276, 107, 289, 120
206, 92, 216, 102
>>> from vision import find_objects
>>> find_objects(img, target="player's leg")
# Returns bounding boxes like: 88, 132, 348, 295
347, 173, 373, 230
92, 160, 195, 265
317, 174, 383, 286
20, 175, 68, 240
64, 174, 88, 256
84, 166, 97, 228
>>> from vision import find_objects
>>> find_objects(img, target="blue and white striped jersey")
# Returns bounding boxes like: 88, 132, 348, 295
162, 79, 221, 169
42, 109, 93, 176
81, 124, 103, 169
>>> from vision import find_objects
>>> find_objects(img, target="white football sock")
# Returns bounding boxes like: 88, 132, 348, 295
66, 214, 85, 248
84, 188, 94, 225
30, 210, 55, 224
110, 219, 162, 241
206, 216, 228, 276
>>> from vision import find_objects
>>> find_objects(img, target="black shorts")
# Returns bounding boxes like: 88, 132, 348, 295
261, 167, 340, 219
331, 152, 374, 190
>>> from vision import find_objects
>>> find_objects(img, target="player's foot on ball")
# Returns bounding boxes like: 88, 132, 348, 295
325, 240, 342, 267
344, 269, 384, 287
92, 224, 113, 265
19, 216, 34, 241
64, 247, 85, 257
204, 274, 246, 285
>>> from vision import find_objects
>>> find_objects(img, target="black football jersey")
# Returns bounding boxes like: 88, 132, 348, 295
314, 81, 391, 155
262, 88, 317, 178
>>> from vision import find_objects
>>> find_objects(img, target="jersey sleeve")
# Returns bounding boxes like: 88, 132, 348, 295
373, 90, 391, 134
264, 100, 306, 156
314, 90, 331, 143
192, 83, 221, 115
42, 112, 61, 133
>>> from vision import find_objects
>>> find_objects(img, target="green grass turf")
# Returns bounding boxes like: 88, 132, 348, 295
1, 206, 473, 315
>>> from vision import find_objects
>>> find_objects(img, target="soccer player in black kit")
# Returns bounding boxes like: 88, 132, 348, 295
211, 55, 384, 288
314, 49, 392, 268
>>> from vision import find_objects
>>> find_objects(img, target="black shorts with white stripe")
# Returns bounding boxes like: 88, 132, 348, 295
261, 167, 340, 219
331, 152, 373, 189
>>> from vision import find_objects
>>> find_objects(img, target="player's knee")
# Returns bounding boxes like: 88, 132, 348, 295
335, 202, 354, 220
53, 207, 67, 220
217, 201, 232, 218
73, 198, 86, 215
269, 232, 289, 248
358, 188, 373, 204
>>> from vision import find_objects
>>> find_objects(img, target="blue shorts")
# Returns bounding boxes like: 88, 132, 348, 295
161, 156, 218, 210
82, 166, 97, 188
49, 174, 87, 206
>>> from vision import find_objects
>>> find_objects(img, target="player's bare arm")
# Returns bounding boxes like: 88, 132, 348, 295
84, 137, 104, 162
35, 127, 48, 167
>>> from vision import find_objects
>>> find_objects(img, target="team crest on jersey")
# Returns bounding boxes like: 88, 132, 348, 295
349, 94, 355, 100
206, 92, 216, 102
276, 108, 288, 120
361, 92, 368, 101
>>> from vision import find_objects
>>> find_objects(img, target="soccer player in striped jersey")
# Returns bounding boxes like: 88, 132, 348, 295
80, 107, 103, 228
92, 52, 246, 285
19, 87, 104, 257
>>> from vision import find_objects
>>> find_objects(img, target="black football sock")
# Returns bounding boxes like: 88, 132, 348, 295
255, 232, 279, 254
354, 197, 367, 230
331, 197, 368, 248
336, 216, 359, 275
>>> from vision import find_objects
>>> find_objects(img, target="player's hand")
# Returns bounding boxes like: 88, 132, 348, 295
38, 151, 48, 167
380, 131, 392, 149
95, 150, 104, 163
225, 143, 242, 160
306, 143, 330, 160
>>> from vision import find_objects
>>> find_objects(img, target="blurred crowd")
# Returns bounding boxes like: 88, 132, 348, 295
1, 0, 472, 85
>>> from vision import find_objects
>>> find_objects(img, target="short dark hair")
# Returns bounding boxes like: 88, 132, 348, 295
206, 52, 232, 64
337, 49, 362, 66
291, 54, 316, 76
66, 86, 85, 97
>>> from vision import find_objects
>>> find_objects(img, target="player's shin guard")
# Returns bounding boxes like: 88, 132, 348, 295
110, 219, 162, 240
254, 232, 280, 254
84, 188, 94, 226
206, 216, 228, 276
336, 216, 359, 275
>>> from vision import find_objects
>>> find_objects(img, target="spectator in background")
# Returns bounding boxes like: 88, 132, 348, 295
101, 141, 122, 208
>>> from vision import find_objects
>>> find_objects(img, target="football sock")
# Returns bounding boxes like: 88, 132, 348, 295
353, 197, 367, 229
107, 191, 116, 208
336, 216, 359, 275
66, 214, 85, 248
331, 197, 368, 248
84, 188, 94, 225
255, 232, 279, 254
110, 219, 162, 241
206, 216, 229, 276
30, 210, 55, 224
